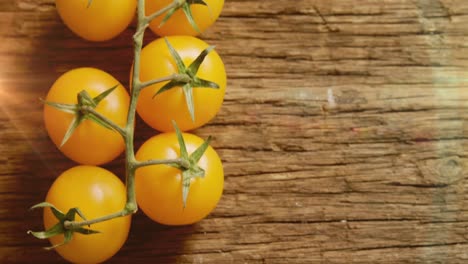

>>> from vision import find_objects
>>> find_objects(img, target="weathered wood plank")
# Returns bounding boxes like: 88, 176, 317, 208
0, 0, 467, 263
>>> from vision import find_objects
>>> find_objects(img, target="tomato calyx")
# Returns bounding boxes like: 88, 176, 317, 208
153, 38, 220, 122
159, 0, 208, 33
170, 121, 212, 207
43, 84, 124, 146
27, 202, 99, 250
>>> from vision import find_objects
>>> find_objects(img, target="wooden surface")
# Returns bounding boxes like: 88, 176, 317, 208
1, 0, 468, 263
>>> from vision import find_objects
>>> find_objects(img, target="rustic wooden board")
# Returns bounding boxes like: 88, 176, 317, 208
1, 0, 467, 263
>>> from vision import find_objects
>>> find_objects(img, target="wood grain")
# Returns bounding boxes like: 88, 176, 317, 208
1, 0, 467, 263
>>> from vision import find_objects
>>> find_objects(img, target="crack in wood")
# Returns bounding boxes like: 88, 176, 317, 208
349, 241, 468, 252
386, 182, 451, 188
313, 5, 340, 33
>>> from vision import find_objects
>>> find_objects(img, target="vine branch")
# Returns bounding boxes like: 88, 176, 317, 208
80, 106, 126, 137
146, 0, 183, 25
140, 74, 190, 89
134, 158, 190, 169
63, 209, 130, 230
59, 0, 180, 230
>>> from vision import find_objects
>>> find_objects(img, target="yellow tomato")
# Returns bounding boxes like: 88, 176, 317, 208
55, 0, 136, 41
135, 132, 224, 225
44, 166, 131, 263
137, 36, 226, 132
146, 0, 224, 36
44, 67, 129, 165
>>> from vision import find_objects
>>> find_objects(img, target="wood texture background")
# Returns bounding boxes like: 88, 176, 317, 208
1, 0, 467, 263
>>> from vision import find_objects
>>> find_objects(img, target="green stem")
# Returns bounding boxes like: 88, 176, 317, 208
146, 0, 182, 24
135, 158, 190, 169
63, 209, 131, 230
60, 0, 181, 230
140, 74, 188, 89
81, 106, 126, 137
134, 0, 181, 38
123, 0, 147, 211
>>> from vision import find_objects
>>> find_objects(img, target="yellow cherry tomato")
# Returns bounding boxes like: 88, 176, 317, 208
44, 166, 131, 263
44, 67, 129, 165
136, 36, 226, 132
146, 0, 224, 36
135, 132, 224, 225
55, 0, 136, 41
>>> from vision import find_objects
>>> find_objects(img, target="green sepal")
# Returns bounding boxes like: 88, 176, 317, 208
153, 40, 220, 122
61, 208, 99, 232
190, 136, 212, 164
186, 45, 219, 90
87, 0, 93, 8
92, 85, 118, 105
60, 114, 85, 147
65, 207, 86, 222
189, 0, 208, 6
189, 166, 205, 178
173, 121, 193, 207
42, 85, 119, 147
165, 38, 185, 73
181, 166, 206, 208
27, 223, 63, 240
192, 78, 220, 89
80, 86, 120, 131
158, 0, 208, 32
78, 90, 97, 108
27, 202, 100, 250
182, 83, 196, 121
186, 45, 215, 77
153, 80, 187, 98
159, 6, 178, 28
181, 2, 201, 33
30, 202, 65, 220
75, 227, 100, 235
42, 100, 78, 114
44, 230, 73, 251
172, 121, 212, 207
181, 170, 192, 208
173, 121, 189, 160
